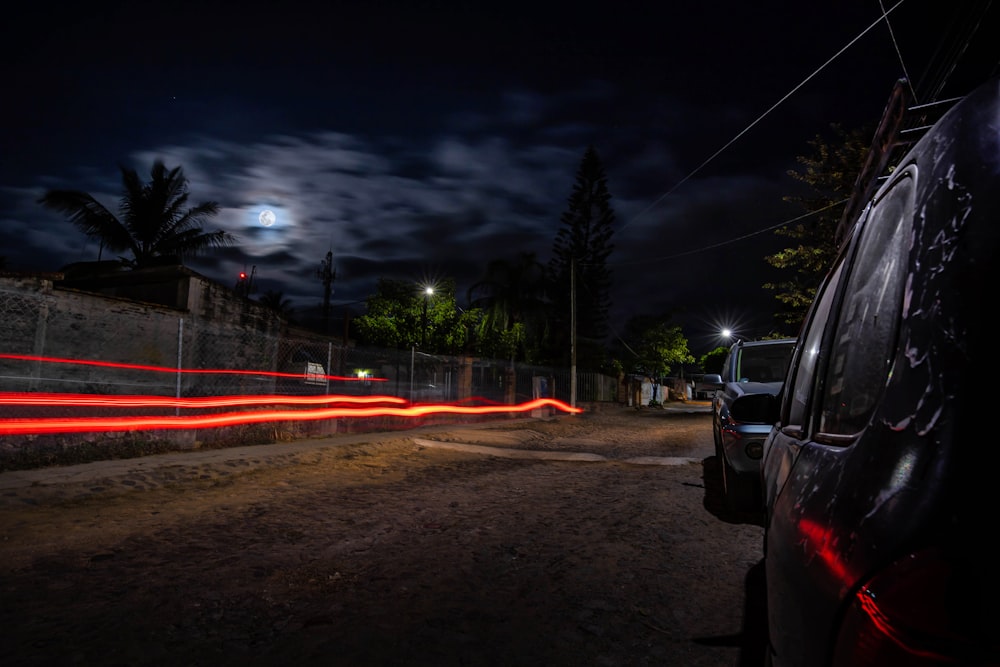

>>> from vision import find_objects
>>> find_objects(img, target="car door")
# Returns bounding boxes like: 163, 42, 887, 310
760, 172, 915, 665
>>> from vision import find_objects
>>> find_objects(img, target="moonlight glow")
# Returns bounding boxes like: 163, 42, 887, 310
259, 209, 276, 227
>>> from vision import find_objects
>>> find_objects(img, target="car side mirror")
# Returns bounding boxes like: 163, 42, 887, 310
702, 373, 723, 388
730, 392, 779, 425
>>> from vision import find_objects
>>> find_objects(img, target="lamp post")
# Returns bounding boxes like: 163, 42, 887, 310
421, 286, 434, 348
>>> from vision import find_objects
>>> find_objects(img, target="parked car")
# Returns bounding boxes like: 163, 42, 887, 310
703, 337, 795, 514
731, 76, 1000, 665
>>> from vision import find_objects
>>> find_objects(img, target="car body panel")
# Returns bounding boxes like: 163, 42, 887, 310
759, 77, 1000, 666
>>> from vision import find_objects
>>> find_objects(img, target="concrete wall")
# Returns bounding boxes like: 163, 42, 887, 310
0, 269, 307, 453
0, 268, 285, 391
0, 269, 494, 458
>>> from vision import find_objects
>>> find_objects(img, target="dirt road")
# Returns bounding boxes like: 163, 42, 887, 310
0, 405, 766, 666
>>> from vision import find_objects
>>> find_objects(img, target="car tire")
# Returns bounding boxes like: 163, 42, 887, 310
721, 459, 766, 525
720, 455, 739, 508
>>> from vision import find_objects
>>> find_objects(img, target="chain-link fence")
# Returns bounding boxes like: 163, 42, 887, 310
0, 283, 619, 407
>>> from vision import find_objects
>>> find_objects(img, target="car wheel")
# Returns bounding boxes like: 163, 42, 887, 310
720, 455, 738, 507
721, 459, 764, 522
713, 431, 729, 497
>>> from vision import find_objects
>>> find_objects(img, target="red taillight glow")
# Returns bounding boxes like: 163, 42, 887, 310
833, 548, 997, 666
797, 517, 850, 582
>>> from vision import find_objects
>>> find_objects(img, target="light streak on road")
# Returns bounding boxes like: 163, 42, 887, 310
0, 398, 582, 435
0, 392, 407, 408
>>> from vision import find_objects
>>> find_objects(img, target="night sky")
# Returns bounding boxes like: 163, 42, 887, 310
2, 0, 997, 353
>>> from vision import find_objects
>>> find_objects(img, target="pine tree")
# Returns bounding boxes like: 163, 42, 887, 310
546, 146, 616, 370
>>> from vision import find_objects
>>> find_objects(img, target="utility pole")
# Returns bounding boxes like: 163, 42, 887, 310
570, 256, 577, 409
234, 265, 255, 297
318, 250, 335, 333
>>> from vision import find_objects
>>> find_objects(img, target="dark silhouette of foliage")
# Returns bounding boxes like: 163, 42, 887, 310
699, 346, 730, 375
258, 289, 296, 322
38, 160, 236, 269
467, 252, 549, 364
546, 146, 616, 370
609, 313, 693, 378
765, 124, 871, 328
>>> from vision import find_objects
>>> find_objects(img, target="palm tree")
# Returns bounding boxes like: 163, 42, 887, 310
38, 160, 236, 268
258, 289, 296, 321
468, 252, 550, 363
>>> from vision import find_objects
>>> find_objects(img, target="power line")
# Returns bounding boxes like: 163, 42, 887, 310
616, 0, 907, 239
606, 199, 848, 268
879, 0, 918, 101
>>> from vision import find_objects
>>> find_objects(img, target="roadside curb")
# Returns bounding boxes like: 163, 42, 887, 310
412, 437, 701, 466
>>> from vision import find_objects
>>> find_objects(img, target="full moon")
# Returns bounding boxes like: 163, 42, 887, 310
259, 209, 276, 227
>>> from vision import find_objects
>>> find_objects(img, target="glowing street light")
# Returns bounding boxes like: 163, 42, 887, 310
421, 286, 434, 348
721, 328, 745, 345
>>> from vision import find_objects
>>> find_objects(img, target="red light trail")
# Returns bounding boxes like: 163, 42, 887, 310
0, 392, 408, 408
0, 397, 582, 435
0, 354, 582, 436
0, 353, 386, 382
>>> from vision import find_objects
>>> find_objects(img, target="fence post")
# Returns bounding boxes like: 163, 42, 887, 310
176, 318, 184, 413
326, 341, 333, 394
29, 299, 49, 391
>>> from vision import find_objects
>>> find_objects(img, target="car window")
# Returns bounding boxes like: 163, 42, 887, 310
737, 344, 793, 383
818, 174, 913, 437
785, 256, 847, 434
721, 347, 734, 381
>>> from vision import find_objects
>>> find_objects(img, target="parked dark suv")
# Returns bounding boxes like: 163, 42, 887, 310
732, 76, 1000, 665
704, 337, 795, 514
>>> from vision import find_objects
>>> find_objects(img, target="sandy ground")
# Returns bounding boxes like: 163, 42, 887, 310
0, 404, 766, 666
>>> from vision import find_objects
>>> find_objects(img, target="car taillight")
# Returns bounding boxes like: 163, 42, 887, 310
832, 548, 999, 666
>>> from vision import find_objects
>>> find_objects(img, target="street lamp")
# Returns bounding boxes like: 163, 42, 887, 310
721, 328, 744, 345
421, 286, 434, 348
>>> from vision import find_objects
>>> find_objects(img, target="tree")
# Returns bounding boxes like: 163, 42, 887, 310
610, 313, 694, 379
546, 146, 616, 370
38, 160, 236, 269
699, 346, 730, 375
764, 124, 871, 328
355, 277, 479, 355
467, 252, 549, 364
258, 289, 296, 322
